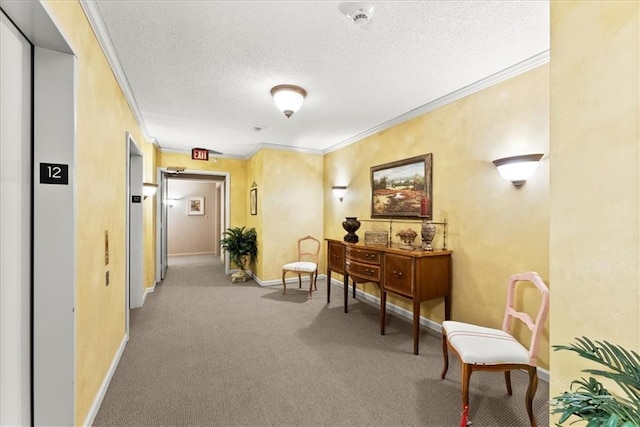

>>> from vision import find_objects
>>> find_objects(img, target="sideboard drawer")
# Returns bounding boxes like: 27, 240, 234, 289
346, 260, 381, 282
328, 241, 346, 273
346, 247, 381, 265
383, 254, 414, 297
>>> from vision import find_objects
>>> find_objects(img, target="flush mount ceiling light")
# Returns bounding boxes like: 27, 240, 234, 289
271, 84, 307, 118
492, 153, 544, 188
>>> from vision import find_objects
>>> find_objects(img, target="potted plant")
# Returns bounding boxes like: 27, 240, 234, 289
220, 226, 258, 283
551, 336, 640, 426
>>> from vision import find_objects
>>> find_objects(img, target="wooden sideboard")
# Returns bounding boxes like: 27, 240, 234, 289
325, 238, 452, 355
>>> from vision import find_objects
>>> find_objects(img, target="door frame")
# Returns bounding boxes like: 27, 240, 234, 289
156, 168, 230, 278
126, 133, 144, 312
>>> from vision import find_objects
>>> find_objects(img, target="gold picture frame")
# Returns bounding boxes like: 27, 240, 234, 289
370, 154, 432, 219
250, 188, 257, 215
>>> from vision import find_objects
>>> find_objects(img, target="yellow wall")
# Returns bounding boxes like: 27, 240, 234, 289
259, 149, 324, 280
158, 149, 323, 281
324, 64, 550, 369
247, 150, 263, 276
549, 0, 640, 419
44, 1, 158, 422
144, 144, 159, 288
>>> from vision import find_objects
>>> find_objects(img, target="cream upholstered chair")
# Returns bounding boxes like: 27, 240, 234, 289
281, 235, 320, 298
441, 271, 549, 427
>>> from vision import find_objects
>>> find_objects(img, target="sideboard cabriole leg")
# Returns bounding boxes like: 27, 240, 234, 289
344, 274, 349, 313
413, 298, 421, 355
380, 290, 387, 335
327, 270, 331, 304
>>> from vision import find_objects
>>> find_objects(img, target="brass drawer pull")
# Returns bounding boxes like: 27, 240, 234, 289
392, 270, 403, 278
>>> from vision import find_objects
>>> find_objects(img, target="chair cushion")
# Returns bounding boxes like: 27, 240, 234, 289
282, 262, 317, 273
442, 320, 530, 365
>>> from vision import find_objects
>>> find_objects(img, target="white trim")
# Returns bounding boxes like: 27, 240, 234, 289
79, 0, 153, 143
255, 274, 327, 288
168, 251, 216, 257
323, 50, 550, 154
127, 135, 144, 309
538, 367, 549, 383
142, 281, 156, 304
1, 0, 73, 55
156, 168, 231, 275
81, 335, 128, 427
246, 143, 323, 158
329, 278, 550, 383
33, 45, 77, 426
78, 1, 549, 160
343, 280, 443, 333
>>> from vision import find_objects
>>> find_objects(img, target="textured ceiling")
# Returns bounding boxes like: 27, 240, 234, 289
88, 1, 549, 158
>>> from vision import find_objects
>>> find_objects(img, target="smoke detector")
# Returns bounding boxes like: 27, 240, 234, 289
345, 2, 375, 29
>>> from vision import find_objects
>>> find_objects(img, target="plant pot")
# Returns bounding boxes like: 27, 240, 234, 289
231, 254, 251, 283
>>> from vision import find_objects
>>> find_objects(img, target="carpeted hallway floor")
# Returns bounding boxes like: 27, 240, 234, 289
93, 254, 549, 426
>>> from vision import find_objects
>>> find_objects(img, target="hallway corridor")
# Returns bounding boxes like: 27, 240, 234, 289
93, 255, 549, 426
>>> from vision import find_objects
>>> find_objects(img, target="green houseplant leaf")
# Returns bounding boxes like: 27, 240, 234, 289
220, 226, 258, 270
551, 337, 640, 426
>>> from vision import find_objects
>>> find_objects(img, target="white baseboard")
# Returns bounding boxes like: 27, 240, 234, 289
142, 281, 156, 304
254, 273, 327, 287
168, 251, 216, 257
82, 334, 128, 426
331, 279, 550, 384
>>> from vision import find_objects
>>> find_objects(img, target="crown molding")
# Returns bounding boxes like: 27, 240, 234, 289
246, 143, 323, 158
79, 2, 548, 159
323, 50, 550, 155
79, 0, 154, 144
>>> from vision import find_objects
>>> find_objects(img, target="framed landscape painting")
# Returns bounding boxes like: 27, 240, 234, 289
370, 154, 432, 219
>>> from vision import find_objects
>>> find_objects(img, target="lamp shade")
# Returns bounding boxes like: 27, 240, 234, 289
492, 154, 543, 188
271, 84, 307, 118
332, 185, 347, 201
142, 182, 158, 198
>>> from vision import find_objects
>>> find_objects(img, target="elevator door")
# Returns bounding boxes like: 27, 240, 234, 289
0, 10, 33, 426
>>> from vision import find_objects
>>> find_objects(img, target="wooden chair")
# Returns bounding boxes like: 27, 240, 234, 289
281, 235, 320, 298
441, 271, 549, 427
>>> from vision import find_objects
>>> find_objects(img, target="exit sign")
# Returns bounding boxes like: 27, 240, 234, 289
191, 148, 209, 161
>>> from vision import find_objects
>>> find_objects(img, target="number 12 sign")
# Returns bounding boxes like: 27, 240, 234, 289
40, 162, 69, 185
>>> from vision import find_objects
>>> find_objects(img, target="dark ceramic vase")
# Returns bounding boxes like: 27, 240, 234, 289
342, 217, 361, 243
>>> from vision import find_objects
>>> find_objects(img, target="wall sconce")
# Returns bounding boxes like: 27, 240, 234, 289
492, 154, 544, 188
332, 185, 347, 202
142, 182, 158, 199
271, 84, 307, 118
165, 198, 178, 207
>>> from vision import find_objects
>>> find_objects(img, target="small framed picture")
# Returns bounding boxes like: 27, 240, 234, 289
250, 188, 257, 215
188, 196, 204, 215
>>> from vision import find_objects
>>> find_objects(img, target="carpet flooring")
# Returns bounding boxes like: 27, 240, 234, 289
93, 254, 549, 426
